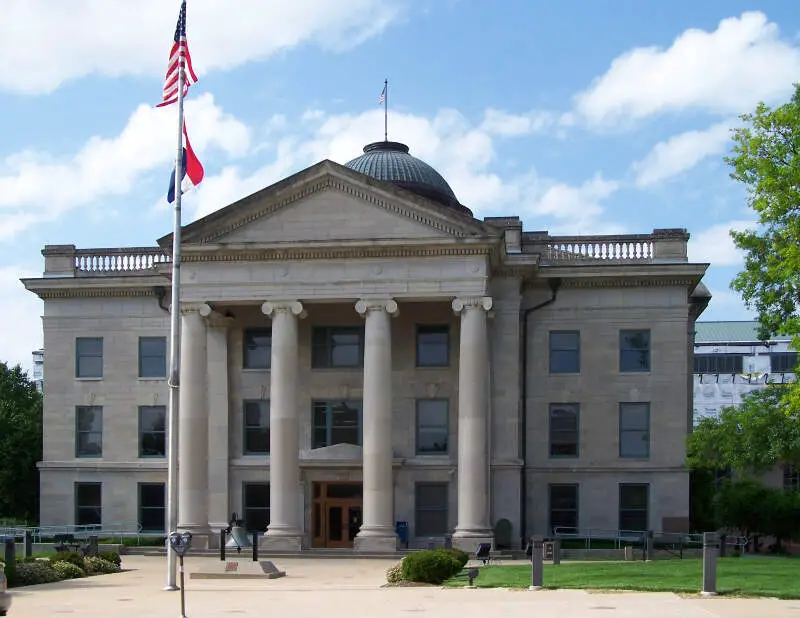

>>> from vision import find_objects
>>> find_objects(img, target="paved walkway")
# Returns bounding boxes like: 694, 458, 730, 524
7, 555, 800, 617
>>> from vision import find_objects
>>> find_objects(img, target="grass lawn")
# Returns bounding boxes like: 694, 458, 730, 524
445, 557, 800, 599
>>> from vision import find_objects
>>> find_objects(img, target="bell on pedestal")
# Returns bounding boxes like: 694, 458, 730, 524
225, 525, 252, 552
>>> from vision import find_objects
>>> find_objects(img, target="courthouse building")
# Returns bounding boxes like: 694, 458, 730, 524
23, 139, 711, 552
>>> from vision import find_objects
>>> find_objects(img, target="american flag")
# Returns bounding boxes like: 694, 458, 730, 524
157, 1, 198, 108
379, 83, 386, 105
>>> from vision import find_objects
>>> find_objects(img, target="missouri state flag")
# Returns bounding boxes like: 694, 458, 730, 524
167, 121, 204, 203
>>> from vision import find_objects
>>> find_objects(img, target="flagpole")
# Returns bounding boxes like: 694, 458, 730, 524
164, 1, 187, 593
384, 78, 388, 141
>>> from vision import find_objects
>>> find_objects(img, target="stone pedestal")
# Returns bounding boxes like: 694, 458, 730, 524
451, 296, 494, 548
354, 298, 398, 553
261, 301, 305, 552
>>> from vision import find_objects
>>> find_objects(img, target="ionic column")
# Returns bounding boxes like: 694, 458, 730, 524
451, 296, 493, 548
178, 303, 211, 539
206, 311, 234, 537
261, 300, 306, 551
354, 298, 398, 553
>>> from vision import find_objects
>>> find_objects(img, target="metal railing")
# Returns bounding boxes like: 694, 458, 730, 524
0, 522, 157, 545
551, 527, 748, 553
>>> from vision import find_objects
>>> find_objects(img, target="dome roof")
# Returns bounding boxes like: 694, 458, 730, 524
344, 141, 471, 215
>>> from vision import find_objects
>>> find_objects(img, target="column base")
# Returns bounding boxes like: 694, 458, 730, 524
175, 525, 213, 550
353, 534, 398, 553
451, 529, 494, 553
261, 527, 304, 552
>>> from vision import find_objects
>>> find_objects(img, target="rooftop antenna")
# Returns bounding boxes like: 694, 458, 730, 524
379, 78, 388, 141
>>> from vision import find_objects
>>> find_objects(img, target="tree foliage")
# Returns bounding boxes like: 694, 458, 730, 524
687, 386, 800, 475
726, 83, 800, 412
0, 362, 43, 522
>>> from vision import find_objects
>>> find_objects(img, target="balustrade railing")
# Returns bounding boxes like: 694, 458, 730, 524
73, 247, 170, 275
543, 235, 655, 263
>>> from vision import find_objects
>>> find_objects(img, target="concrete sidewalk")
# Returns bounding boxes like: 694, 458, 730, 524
6, 555, 800, 617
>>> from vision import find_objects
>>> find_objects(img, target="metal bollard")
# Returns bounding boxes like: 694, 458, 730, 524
718, 533, 727, 558
551, 538, 561, 565
644, 530, 654, 561
23, 530, 32, 559
252, 532, 258, 562
2, 537, 14, 567
702, 531, 718, 597
529, 536, 544, 590
220, 529, 227, 562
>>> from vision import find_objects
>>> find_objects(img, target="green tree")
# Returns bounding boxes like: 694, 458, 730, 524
687, 387, 800, 475
0, 362, 43, 523
726, 83, 800, 412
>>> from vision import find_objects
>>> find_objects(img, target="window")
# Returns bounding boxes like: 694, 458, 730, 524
312, 400, 362, 448
619, 483, 649, 532
415, 483, 448, 536
75, 482, 102, 527
244, 400, 270, 455
619, 403, 650, 458
549, 403, 579, 458
416, 399, 449, 455
549, 331, 580, 373
416, 325, 450, 367
243, 482, 270, 532
620, 330, 650, 372
76, 406, 102, 457
139, 406, 166, 457
139, 336, 167, 378
771, 352, 799, 373
312, 326, 364, 368
138, 483, 165, 533
693, 353, 743, 374
784, 464, 799, 492
243, 328, 271, 369
549, 484, 579, 534
76, 337, 103, 378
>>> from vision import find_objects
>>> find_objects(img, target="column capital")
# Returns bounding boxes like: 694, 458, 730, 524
452, 296, 492, 314
178, 302, 212, 317
205, 311, 235, 329
261, 300, 306, 319
355, 298, 399, 317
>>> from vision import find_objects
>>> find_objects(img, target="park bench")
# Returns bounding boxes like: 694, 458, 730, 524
53, 533, 99, 557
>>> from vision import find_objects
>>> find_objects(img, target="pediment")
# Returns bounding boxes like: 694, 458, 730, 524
301, 442, 362, 461
164, 161, 495, 248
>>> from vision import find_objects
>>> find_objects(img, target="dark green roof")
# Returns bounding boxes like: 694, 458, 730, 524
695, 321, 792, 343
345, 141, 472, 215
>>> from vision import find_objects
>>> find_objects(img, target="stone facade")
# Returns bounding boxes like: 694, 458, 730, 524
23, 157, 710, 551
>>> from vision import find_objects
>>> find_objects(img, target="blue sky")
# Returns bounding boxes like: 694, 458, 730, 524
2, 0, 800, 370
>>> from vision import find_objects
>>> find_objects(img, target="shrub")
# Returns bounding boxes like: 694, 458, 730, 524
401, 550, 461, 585
83, 556, 120, 575
386, 560, 404, 583
10, 561, 63, 586
98, 551, 121, 567
54, 551, 85, 569
51, 561, 85, 579
439, 548, 469, 570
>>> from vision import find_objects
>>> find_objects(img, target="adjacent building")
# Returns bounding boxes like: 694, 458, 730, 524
692, 320, 798, 492
22, 139, 711, 551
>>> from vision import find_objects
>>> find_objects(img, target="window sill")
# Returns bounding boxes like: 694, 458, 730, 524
75, 377, 103, 381
414, 365, 451, 370
138, 377, 166, 382
242, 368, 271, 373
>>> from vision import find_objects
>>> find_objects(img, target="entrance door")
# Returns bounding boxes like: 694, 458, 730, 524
312, 483, 363, 548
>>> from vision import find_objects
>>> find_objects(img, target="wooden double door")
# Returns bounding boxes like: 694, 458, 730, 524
311, 482, 363, 548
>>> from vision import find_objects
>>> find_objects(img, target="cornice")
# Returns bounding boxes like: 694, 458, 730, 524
180, 244, 494, 263
22, 275, 167, 300
558, 276, 701, 289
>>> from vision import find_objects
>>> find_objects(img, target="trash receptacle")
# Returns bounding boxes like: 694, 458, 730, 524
395, 521, 409, 549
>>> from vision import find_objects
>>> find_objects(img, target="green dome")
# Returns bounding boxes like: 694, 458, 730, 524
345, 141, 471, 215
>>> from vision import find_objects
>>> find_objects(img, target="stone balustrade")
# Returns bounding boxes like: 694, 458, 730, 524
43, 245, 170, 277
531, 228, 690, 265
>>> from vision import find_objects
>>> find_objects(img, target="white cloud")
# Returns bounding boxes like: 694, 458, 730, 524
633, 121, 732, 186
0, 0, 404, 94
574, 11, 800, 125
0, 93, 250, 238
528, 174, 623, 234
479, 108, 556, 136
688, 219, 755, 266
0, 265, 42, 373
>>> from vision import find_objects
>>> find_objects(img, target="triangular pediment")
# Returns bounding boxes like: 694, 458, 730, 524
161, 161, 496, 248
